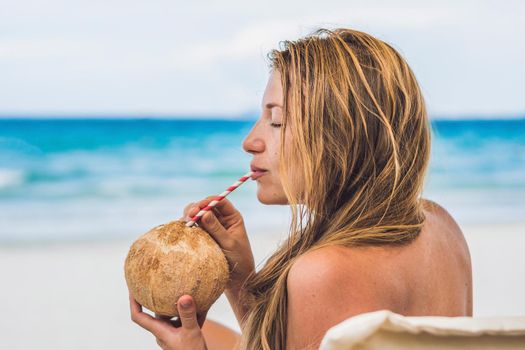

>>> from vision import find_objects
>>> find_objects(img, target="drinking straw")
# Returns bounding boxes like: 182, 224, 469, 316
185, 171, 254, 227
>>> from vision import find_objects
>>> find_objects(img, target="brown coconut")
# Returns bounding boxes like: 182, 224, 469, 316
124, 219, 229, 317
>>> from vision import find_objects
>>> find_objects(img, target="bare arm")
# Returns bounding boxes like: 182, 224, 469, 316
202, 319, 242, 350
225, 282, 256, 331
201, 283, 254, 350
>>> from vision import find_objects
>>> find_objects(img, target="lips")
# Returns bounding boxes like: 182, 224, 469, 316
250, 165, 268, 180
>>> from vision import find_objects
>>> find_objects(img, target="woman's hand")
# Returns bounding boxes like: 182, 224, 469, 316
182, 196, 256, 290
129, 291, 208, 350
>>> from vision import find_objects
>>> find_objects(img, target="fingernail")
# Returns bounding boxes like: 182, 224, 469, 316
180, 299, 192, 309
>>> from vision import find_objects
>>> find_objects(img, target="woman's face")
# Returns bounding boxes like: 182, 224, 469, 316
242, 69, 291, 205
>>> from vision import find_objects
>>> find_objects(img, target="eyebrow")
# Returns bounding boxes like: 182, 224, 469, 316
263, 102, 283, 109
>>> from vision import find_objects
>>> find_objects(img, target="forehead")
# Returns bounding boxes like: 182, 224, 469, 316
262, 69, 283, 105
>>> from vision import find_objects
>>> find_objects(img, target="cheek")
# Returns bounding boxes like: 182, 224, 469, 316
279, 159, 305, 201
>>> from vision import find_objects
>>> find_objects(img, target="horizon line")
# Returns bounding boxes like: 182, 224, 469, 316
0, 113, 524, 121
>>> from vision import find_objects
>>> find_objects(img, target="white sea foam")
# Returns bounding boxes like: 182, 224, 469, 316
0, 168, 25, 189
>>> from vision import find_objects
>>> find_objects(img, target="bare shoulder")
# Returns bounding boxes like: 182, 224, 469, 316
286, 243, 405, 308
421, 198, 462, 234
287, 245, 381, 285
421, 198, 471, 259
420, 198, 473, 316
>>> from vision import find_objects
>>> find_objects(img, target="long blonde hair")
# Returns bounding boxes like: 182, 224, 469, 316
239, 28, 431, 349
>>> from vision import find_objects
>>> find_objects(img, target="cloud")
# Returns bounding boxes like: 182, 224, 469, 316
0, 0, 524, 117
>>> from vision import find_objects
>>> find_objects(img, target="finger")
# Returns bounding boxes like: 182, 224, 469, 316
186, 196, 241, 228
184, 200, 219, 220
129, 292, 170, 338
185, 205, 227, 228
199, 211, 233, 249
186, 199, 211, 220
194, 196, 239, 218
177, 295, 200, 331
183, 202, 196, 220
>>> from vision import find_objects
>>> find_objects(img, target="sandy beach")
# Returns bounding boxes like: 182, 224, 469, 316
1, 222, 524, 349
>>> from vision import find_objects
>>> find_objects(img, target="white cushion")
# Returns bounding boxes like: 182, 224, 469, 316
319, 310, 525, 350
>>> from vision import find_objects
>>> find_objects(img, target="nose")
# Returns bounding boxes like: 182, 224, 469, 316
242, 120, 265, 155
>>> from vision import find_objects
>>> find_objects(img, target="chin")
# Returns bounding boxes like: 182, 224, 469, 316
256, 188, 288, 205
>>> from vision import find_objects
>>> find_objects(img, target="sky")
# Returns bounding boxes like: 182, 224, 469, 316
0, 0, 524, 119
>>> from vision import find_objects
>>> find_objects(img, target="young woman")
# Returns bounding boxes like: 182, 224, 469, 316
129, 27, 473, 350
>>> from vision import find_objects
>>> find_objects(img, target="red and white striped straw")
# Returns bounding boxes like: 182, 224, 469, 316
185, 171, 254, 227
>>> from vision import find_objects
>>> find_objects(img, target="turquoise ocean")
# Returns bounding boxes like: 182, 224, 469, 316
0, 118, 524, 244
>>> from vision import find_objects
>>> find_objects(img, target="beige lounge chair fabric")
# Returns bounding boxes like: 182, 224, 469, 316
319, 310, 525, 350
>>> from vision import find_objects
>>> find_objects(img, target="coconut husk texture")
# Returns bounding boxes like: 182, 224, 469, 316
124, 219, 230, 317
